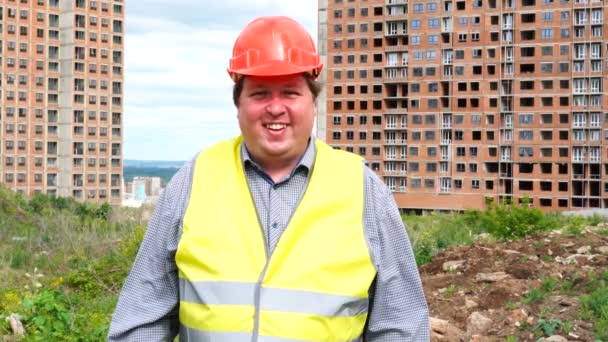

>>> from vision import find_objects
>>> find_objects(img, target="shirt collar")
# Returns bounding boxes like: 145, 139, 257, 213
240, 138, 316, 176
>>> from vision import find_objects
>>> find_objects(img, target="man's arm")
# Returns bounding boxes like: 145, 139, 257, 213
107, 161, 194, 341
363, 168, 430, 341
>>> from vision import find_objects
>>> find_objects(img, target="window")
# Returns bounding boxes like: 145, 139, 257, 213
471, 180, 480, 189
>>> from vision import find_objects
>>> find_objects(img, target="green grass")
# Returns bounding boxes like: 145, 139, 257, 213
0, 185, 147, 340
403, 202, 605, 267
578, 272, 608, 341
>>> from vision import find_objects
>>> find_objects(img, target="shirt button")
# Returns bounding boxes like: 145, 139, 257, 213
272, 222, 278, 229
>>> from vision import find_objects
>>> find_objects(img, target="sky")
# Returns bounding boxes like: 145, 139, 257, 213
124, 1, 318, 161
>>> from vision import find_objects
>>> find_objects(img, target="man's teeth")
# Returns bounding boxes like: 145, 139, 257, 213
266, 124, 286, 130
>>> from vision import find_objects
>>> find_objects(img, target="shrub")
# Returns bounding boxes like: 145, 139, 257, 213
477, 201, 553, 240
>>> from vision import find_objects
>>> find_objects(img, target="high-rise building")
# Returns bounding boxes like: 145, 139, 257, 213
319, 0, 608, 211
0, 0, 124, 204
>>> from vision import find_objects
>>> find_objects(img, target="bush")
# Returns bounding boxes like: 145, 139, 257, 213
477, 201, 554, 240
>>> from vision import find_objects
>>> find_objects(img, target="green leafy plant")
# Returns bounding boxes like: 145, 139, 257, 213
534, 319, 562, 337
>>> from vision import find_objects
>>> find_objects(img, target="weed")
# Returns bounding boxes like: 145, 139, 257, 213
560, 320, 573, 335
534, 319, 562, 337
579, 285, 608, 340
587, 214, 605, 227
505, 335, 518, 342
523, 288, 546, 304
541, 276, 559, 292
443, 284, 458, 298
504, 301, 518, 310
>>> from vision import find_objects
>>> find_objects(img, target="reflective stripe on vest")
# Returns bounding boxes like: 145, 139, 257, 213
176, 137, 376, 341
179, 278, 369, 317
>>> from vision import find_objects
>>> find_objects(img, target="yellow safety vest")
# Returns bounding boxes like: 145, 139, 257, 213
176, 137, 376, 341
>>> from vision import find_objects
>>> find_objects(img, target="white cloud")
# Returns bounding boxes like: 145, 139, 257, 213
124, 3, 318, 160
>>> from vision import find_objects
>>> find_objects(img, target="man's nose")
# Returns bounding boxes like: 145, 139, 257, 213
265, 96, 287, 116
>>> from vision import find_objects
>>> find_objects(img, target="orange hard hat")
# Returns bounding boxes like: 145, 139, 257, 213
227, 16, 323, 81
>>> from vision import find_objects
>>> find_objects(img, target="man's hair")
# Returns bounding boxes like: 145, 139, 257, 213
232, 73, 322, 107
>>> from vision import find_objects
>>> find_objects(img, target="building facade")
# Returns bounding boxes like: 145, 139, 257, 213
319, 0, 608, 211
0, 0, 124, 204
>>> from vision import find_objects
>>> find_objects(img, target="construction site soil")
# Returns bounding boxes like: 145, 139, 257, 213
421, 224, 608, 342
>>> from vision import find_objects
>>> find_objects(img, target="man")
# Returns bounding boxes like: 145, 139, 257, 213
109, 16, 429, 341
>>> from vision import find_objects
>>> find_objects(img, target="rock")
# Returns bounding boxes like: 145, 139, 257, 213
466, 312, 492, 335
507, 308, 528, 324
430, 316, 465, 342
465, 297, 478, 309
596, 246, 608, 254
539, 335, 568, 342
550, 295, 577, 307
7, 314, 24, 337
475, 272, 509, 282
527, 316, 535, 326
503, 249, 521, 255
476, 233, 491, 240
555, 255, 581, 265
443, 260, 466, 272
576, 245, 591, 254
562, 242, 575, 248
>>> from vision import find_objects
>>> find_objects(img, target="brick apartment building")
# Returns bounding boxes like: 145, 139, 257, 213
318, 0, 608, 211
0, 0, 124, 204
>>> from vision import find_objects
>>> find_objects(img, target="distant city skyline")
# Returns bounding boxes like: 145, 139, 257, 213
124, 1, 318, 161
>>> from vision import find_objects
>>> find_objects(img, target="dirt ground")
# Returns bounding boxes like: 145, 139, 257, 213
420, 223, 608, 341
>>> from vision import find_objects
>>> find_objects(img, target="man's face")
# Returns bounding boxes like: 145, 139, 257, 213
237, 74, 316, 169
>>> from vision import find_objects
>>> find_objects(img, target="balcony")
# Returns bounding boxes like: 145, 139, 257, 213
442, 58, 453, 65
385, 108, 406, 114
385, 29, 408, 37
384, 170, 407, 176
383, 75, 408, 83
573, 121, 587, 128
574, 19, 587, 26
386, 0, 408, 4
386, 44, 408, 52
572, 157, 585, 163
